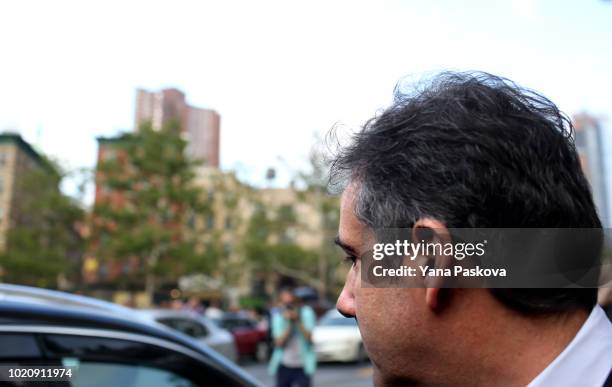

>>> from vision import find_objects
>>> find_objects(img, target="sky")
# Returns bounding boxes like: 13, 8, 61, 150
1, 0, 611, 205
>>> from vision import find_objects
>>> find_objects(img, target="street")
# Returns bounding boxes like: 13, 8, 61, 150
243, 361, 374, 387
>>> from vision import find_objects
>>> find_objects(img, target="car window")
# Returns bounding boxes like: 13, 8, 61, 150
0, 334, 41, 358
68, 362, 197, 387
222, 318, 253, 330
218, 319, 232, 330
157, 318, 209, 338
39, 333, 249, 387
222, 319, 238, 330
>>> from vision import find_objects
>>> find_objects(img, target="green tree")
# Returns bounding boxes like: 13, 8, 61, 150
241, 201, 320, 288
92, 121, 211, 301
0, 160, 84, 288
240, 146, 340, 298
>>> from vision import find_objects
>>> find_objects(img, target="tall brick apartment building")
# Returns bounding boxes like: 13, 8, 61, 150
135, 88, 220, 167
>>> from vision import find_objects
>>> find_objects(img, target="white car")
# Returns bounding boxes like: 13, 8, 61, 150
140, 309, 238, 362
312, 309, 367, 363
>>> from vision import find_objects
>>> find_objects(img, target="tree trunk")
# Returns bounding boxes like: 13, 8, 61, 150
144, 271, 156, 307
144, 247, 163, 307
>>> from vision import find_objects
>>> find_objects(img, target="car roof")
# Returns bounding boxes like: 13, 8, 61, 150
139, 309, 221, 327
0, 284, 200, 348
0, 284, 261, 386
0, 283, 136, 314
141, 308, 202, 318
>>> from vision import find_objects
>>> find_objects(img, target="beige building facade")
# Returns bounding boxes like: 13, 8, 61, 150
189, 166, 336, 304
0, 133, 51, 251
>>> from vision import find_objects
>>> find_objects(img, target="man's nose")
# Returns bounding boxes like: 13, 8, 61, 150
336, 285, 356, 318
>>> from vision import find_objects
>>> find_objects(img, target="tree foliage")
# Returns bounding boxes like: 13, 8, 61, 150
91, 121, 212, 297
243, 203, 316, 265
0, 160, 84, 288
240, 146, 341, 297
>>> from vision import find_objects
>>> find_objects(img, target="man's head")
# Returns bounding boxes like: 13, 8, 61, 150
330, 72, 601, 384
278, 287, 297, 307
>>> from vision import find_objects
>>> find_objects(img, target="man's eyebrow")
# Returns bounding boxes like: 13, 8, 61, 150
334, 236, 358, 255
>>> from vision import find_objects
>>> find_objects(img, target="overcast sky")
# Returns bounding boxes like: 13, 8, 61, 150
1, 0, 611, 203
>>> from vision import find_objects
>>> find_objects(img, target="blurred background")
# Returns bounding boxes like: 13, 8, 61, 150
0, 1, 611, 385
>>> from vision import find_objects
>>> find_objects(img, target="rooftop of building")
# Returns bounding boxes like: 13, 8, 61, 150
0, 132, 56, 173
96, 132, 133, 144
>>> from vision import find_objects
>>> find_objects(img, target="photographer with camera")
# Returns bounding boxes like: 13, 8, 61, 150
268, 287, 317, 387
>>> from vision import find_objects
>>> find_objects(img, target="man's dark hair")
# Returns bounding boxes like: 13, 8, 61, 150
329, 71, 601, 314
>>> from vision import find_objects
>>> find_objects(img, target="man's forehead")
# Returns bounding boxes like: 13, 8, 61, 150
340, 183, 358, 211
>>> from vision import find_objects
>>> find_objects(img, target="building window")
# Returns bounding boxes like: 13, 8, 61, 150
281, 227, 296, 243
206, 214, 214, 229
187, 213, 196, 229
0, 152, 6, 166
104, 149, 117, 161
223, 242, 232, 256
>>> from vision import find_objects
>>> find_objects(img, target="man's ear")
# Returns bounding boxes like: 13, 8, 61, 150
412, 218, 452, 312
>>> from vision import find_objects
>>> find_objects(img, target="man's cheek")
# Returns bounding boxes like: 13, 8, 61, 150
355, 288, 384, 331
354, 288, 391, 362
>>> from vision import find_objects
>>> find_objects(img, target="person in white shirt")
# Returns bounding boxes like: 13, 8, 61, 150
329, 71, 612, 386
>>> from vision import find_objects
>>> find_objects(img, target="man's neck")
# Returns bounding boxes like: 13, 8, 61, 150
442, 308, 590, 386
